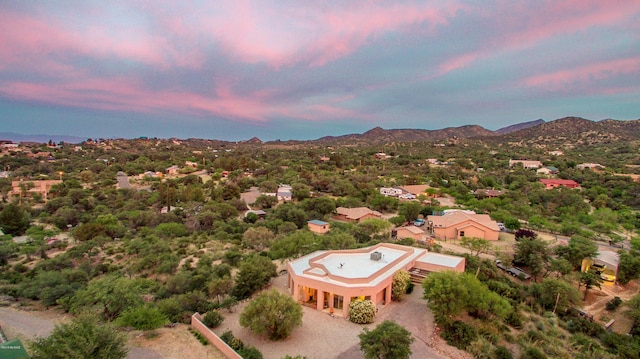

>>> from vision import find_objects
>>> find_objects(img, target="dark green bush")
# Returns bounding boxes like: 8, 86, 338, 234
606, 296, 622, 311
202, 310, 224, 329
237, 346, 263, 359
441, 320, 478, 350
493, 345, 513, 359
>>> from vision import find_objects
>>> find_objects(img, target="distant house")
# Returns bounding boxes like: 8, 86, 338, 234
165, 165, 180, 175
509, 159, 542, 169
474, 189, 504, 198
308, 220, 330, 234
577, 163, 605, 170
548, 150, 564, 156
394, 225, 424, 241
334, 207, 382, 223
426, 212, 500, 241
539, 179, 580, 189
185, 161, 198, 168
536, 166, 559, 175
400, 184, 435, 197
245, 209, 266, 219
11, 179, 62, 202
277, 185, 293, 201
380, 187, 403, 197
374, 152, 389, 159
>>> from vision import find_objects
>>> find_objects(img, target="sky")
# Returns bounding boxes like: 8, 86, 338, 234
1, 1, 639, 141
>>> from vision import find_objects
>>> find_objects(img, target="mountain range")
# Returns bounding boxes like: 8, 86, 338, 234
1, 117, 639, 145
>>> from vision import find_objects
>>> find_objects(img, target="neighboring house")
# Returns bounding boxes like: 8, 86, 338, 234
426, 212, 500, 241
398, 193, 416, 200
548, 150, 564, 156
308, 220, 330, 234
11, 179, 62, 202
509, 159, 542, 169
245, 209, 266, 219
536, 166, 559, 175
277, 185, 293, 201
374, 152, 389, 159
166, 165, 180, 175
394, 225, 424, 241
473, 189, 504, 198
334, 207, 382, 223
577, 163, 605, 170
539, 179, 580, 189
380, 187, 403, 197
400, 184, 435, 197
185, 160, 198, 168
287, 243, 465, 317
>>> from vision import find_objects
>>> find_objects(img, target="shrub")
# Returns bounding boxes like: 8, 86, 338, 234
116, 305, 168, 330
237, 346, 263, 359
520, 347, 546, 359
493, 345, 513, 359
441, 320, 477, 350
202, 310, 224, 329
606, 296, 622, 311
349, 299, 377, 324
220, 330, 244, 351
391, 270, 411, 301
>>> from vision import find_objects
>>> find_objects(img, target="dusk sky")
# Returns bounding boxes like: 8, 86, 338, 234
1, 1, 639, 141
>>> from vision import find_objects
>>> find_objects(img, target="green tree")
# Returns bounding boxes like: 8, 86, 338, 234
359, 320, 414, 359
397, 202, 422, 222
556, 236, 599, 269
460, 237, 493, 257
232, 255, 277, 299
239, 289, 303, 340
513, 237, 551, 280
29, 316, 127, 359
528, 278, 581, 313
70, 275, 146, 321
0, 203, 30, 235
242, 226, 275, 251
116, 304, 168, 330
579, 270, 603, 300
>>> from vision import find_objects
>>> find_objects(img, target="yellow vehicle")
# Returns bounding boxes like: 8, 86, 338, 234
601, 269, 616, 282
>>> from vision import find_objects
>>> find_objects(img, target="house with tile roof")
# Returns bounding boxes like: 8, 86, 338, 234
539, 178, 580, 189
426, 211, 500, 241
334, 207, 382, 223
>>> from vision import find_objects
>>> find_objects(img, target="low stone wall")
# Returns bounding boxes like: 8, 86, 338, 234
190, 313, 242, 359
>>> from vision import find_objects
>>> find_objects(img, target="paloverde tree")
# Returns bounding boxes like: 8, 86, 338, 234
239, 289, 303, 340
231, 255, 277, 299
513, 237, 551, 280
30, 315, 127, 359
359, 320, 414, 359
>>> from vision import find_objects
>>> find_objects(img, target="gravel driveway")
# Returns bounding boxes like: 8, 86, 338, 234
214, 275, 457, 359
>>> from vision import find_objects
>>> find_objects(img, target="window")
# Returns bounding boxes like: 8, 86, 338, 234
459, 231, 465, 237
333, 295, 344, 310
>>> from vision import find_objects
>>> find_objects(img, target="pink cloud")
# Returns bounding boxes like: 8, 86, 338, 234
522, 57, 640, 89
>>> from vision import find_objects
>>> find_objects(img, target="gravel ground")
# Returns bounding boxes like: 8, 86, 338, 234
213, 274, 466, 359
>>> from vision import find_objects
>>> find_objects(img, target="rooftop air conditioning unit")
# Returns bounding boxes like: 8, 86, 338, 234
370, 251, 382, 261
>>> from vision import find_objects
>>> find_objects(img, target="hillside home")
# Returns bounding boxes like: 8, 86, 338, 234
277, 185, 293, 201
165, 165, 180, 175
473, 189, 504, 198
536, 166, 559, 175
400, 184, 435, 197
287, 243, 465, 317
509, 159, 542, 169
426, 211, 500, 241
185, 161, 198, 168
539, 179, 580, 189
334, 207, 382, 223
380, 187, 403, 197
577, 163, 605, 170
11, 179, 62, 202
394, 225, 424, 241
308, 220, 330, 234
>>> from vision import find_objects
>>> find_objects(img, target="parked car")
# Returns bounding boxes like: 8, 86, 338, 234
495, 260, 531, 280
601, 269, 616, 282
413, 218, 425, 227
590, 263, 606, 274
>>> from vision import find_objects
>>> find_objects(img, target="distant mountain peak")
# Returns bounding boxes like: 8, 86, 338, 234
495, 119, 545, 135
244, 137, 262, 144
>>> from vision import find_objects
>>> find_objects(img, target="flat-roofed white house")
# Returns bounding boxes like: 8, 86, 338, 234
287, 243, 465, 317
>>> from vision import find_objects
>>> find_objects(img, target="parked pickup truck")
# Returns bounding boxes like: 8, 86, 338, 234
495, 260, 532, 280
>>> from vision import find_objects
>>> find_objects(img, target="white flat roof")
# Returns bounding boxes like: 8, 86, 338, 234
289, 244, 427, 287
417, 252, 464, 268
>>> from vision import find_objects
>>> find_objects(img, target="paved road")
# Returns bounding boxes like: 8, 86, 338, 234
0, 307, 162, 359
117, 171, 132, 189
